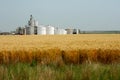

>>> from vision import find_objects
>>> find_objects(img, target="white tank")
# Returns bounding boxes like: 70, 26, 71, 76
37, 25, 46, 35
54, 28, 61, 34
65, 29, 74, 34
61, 29, 67, 34
46, 25, 54, 35
34, 20, 38, 26
55, 28, 67, 35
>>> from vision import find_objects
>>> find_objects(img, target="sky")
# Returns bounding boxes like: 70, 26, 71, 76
0, 0, 120, 32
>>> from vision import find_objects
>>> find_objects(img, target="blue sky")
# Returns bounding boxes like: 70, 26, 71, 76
0, 0, 120, 32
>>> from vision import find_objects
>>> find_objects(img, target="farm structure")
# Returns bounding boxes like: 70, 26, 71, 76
15, 15, 80, 35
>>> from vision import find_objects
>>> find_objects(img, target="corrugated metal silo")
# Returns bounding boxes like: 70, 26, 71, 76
65, 29, 74, 34
54, 28, 61, 34
55, 28, 67, 35
46, 25, 54, 35
61, 29, 67, 34
37, 25, 46, 35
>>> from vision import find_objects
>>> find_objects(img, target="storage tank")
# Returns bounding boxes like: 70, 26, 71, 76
54, 28, 61, 34
55, 28, 67, 35
65, 29, 74, 34
46, 25, 54, 35
61, 29, 67, 34
25, 26, 34, 35
37, 25, 46, 35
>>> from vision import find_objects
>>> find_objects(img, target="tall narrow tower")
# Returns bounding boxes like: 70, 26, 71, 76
28, 15, 34, 26
30, 15, 33, 21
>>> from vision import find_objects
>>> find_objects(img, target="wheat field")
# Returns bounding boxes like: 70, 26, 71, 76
0, 34, 120, 80
0, 34, 120, 64
0, 34, 120, 50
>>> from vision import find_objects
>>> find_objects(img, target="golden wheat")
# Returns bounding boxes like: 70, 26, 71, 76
0, 34, 120, 64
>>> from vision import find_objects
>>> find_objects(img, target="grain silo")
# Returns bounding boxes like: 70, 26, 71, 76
61, 29, 67, 34
55, 28, 67, 35
65, 29, 74, 34
37, 25, 46, 35
46, 25, 54, 35
54, 28, 61, 34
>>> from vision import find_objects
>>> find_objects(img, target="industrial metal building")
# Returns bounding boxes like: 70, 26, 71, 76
15, 15, 80, 35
